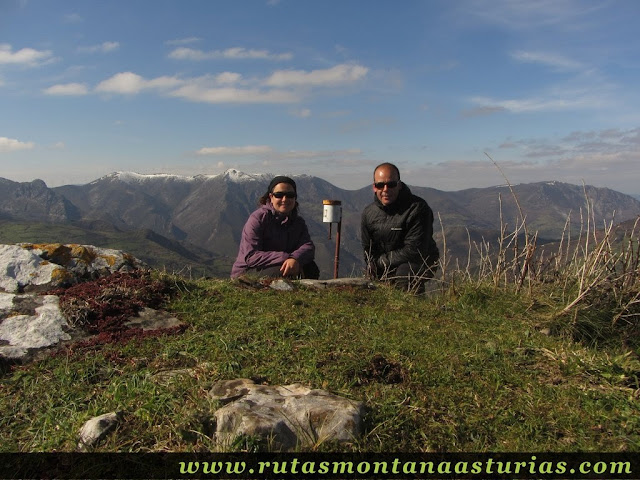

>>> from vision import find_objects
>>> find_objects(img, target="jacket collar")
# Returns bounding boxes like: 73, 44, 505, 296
265, 202, 297, 224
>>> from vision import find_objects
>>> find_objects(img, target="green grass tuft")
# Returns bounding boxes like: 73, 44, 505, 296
2, 275, 638, 452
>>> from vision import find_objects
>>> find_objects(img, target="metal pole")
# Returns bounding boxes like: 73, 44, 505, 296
334, 219, 341, 279
322, 199, 342, 279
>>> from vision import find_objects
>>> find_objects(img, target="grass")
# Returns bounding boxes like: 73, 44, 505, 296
1, 274, 638, 452
1, 174, 639, 453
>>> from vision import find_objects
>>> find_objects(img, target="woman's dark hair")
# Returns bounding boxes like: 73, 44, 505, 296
259, 176, 299, 213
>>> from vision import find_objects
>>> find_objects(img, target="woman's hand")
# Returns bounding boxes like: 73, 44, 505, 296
280, 257, 301, 277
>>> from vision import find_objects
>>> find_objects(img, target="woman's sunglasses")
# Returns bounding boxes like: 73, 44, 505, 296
271, 191, 297, 199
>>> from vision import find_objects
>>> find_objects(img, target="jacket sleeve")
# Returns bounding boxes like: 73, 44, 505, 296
241, 211, 289, 269
361, 209, 378, 266
288, 218, 315, 265
379, 201, 433, 270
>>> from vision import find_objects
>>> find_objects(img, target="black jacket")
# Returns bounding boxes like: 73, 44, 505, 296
361, 184, 439, 271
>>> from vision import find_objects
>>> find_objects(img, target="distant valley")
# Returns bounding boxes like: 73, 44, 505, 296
1, 171, 640, 279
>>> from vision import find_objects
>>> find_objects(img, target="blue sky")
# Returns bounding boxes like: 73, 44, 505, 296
1, 0, 640, 194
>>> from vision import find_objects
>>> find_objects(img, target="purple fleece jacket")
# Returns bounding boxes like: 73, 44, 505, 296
230, 203, 315, 278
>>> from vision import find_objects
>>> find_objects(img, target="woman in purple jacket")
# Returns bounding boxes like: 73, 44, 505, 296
231, 176, 320, 279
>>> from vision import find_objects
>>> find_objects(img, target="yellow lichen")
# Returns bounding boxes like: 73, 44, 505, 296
99, 255, 118, 267
71, 245, 97, 265
24, 243, 73, 265
51, 267, 73, 283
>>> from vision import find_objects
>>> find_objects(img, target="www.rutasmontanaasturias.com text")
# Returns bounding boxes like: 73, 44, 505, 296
177, 455, 633, 477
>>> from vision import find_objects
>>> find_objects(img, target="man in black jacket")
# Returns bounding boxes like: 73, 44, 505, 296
361, 163, 439, 292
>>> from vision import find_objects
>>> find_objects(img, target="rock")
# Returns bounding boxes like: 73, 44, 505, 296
77, 412, 123, 451
208, 378, 364, 450
234, 277, 375, 291
20, 243, 145, 285
0, 244, 177, 364
149, 368, 195, 386
0, 245, 65, 293
0, 293, 70, 359
297, 278, 375, 289
124, 307, 183, 330
269, 279, 294, 291
0, 243, 146, 293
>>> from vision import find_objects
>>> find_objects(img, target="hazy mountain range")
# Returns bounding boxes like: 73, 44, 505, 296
1, 170, 639, 279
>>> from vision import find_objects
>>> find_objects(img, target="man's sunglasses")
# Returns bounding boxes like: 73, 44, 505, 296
271, 191, 297, 199
374, 181, 399, 189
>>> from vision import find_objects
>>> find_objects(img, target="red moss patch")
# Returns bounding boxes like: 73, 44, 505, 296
49, 270, 185, 352
55, 270, 168, 331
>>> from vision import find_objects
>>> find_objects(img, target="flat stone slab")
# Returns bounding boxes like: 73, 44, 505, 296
208, 378, 364, 450
297, 278, 375, 289
124, 307, 183, 331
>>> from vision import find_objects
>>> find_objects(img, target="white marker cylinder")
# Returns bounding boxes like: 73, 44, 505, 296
322, 200, 342, 223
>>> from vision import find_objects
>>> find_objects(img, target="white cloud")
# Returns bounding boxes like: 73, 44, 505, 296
193, 146, 364, 169
0, 137, 35, 153
215, 72, 243, 85
146, 76, 185, 89
265, 64, 368, 87
168, 47, 292, 61
95, 72, 183, 94
0, 43, 53, 66
511, 51, 584, 71
437, 127, 640, 194
196, 145, 274, 156
95, 72, 146, 94
77, 41, 120, 54
460, 0, 603, 30
43, 83, 89, 96
468, 87, 608, 114
170, 84, 299, 104
521, 127, 640, 158
57, 62, 368, 105
282, 148, 362, 159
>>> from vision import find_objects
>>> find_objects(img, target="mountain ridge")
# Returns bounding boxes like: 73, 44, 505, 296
1, 171, 639, 279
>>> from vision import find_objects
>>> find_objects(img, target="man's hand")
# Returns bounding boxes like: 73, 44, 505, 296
280, 257, 301, 277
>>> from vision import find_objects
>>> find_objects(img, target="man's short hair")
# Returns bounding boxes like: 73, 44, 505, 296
373, 162, 401, 180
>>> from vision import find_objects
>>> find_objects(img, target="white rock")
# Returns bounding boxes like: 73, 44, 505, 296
269, 279, 294, 291
0, 245, 62, 293
208, 379, 364, 450
0, 295, 70, 358
77, 412, 123, 451
0, 292, 15, 315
